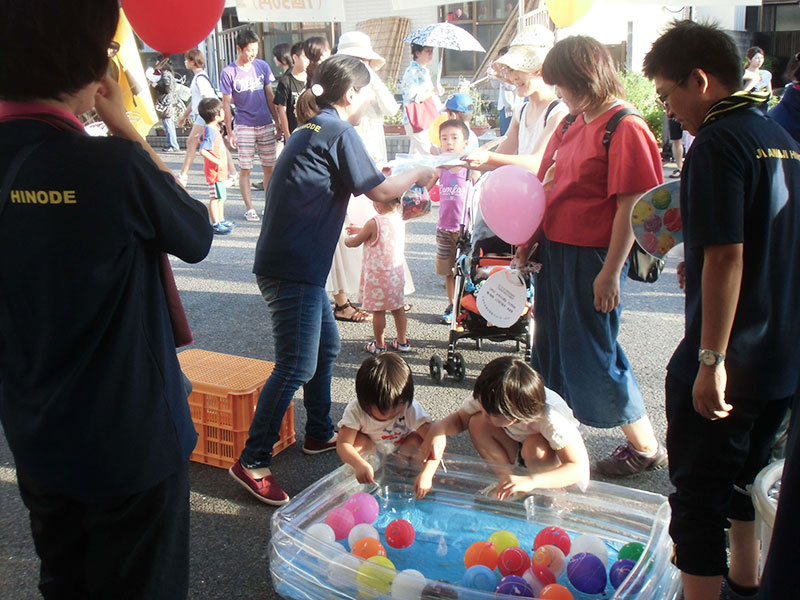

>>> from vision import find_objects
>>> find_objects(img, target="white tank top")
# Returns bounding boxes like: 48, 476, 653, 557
514, 100, 568, 155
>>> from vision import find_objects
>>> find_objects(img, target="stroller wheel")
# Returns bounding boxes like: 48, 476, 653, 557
429, 355, 444, 383
452, 352, 466, 382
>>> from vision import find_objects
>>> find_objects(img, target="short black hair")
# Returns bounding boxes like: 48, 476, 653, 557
198, 97, 223, 124
236, 29, 259, 51
273, 43, 292, 68
0, 0, 119, 101
643, 20, 742, 92
439, 119, 469, 141
355, 354, 414, 416
411, 44, 430, 60
291, 41, 305, 59
473, 357, 546, 421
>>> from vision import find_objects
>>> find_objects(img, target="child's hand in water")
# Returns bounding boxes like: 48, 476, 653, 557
354, 462, 375, 485
414, 471, 434, 499
490, 473, 538, 500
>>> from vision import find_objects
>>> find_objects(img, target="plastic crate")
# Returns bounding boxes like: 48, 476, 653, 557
178, 349, 296, 469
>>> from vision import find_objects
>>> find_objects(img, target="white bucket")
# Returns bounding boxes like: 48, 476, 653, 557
752, 459, 785, 574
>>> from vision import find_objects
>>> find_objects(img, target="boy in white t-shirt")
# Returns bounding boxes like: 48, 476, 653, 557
337, 354, 436, 492
418, 357, 590, 499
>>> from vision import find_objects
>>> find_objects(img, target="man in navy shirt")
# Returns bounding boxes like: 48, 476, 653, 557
644, 21, 800, 600
0, 1, 212, 597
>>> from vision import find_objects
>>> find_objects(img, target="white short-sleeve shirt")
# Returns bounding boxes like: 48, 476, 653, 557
338, 398, 432, 454
460, 387, 581, 450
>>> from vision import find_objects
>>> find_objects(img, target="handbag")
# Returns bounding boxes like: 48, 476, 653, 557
405, 96, 439, 133
401, 185, 431, 221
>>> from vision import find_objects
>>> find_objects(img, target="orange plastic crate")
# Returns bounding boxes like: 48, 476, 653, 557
178, 349, 295, 469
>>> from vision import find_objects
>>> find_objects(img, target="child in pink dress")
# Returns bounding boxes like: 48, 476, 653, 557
345, 198, 410, 354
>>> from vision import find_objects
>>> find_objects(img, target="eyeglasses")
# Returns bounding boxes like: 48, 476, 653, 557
108, 41, 120, 58
655, 77, 686, 109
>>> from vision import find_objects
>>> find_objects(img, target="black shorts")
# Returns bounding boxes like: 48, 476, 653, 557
668, 118, 683, 141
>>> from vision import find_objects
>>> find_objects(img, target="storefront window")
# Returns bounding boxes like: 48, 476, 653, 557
441, 0, 514, 76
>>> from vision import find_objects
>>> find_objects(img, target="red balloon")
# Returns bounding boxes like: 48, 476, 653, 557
122, 0, 225, 55
384, 519, 415, 549
429, 184, 440, 203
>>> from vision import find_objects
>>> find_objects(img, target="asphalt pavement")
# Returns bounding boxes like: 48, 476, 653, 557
0, 151, 684, 599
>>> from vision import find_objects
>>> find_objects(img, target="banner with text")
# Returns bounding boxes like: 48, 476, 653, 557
235, 0, 346, 23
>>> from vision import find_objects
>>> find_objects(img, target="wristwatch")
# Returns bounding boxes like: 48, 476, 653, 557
698, 348, 726, 366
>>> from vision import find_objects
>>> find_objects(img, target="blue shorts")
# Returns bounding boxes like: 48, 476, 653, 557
532, 239, 645, 428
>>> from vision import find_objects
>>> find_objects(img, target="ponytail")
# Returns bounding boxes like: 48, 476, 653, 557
295, 55, 370, 124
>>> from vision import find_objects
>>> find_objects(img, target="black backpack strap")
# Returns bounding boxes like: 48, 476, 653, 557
602, 107, 643, 150
0, 143, 42, 219
560, 113, 577, 134
543, 99, 561, 126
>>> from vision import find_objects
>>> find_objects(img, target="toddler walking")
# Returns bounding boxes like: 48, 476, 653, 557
337, 354, 436, 488
198, 97, 235, 235
346, 198, 410, 354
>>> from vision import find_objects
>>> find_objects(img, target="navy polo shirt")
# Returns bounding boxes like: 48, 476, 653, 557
253, 106, 384, 286
667, 107, 800, 399
0, 121, 212, 500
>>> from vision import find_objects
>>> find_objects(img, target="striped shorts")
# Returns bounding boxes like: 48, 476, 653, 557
435, 228, 459, 275
208, 181, 227, 201
235, 123, 276, 170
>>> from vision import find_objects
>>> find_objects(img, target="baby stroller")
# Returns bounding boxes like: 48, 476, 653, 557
429, 176, 536, 383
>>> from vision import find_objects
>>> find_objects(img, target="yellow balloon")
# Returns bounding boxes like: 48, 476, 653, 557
429, 113, 449, 147
356, 556, 396, 598
546, 0, 594, 28
489, 530, 520, 554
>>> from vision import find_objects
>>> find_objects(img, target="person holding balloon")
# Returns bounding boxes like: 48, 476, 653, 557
517, 36, 666, 477
229, 55, 435, 505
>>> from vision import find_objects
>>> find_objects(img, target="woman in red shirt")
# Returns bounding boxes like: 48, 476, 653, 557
528, 36, 665, 476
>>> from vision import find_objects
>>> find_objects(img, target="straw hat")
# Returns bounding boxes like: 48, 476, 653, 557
493, 25, 554, 74
336, 31, 386, 72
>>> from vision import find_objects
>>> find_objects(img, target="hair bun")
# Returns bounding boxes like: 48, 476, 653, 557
311, 84, 324, 97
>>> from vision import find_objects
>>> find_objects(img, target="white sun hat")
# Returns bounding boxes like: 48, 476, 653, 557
493, 25, 554, 74
336, 31, 386, 72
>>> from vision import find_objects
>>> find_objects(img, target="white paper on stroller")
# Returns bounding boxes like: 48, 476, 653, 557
475, 269, 527, 328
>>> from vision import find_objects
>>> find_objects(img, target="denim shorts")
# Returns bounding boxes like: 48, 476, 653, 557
532, 239, 646, 428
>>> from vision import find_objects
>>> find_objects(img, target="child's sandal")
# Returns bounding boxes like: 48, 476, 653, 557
364, 341, 386, 355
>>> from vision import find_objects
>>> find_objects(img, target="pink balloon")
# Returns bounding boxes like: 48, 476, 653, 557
480, 166, 545, 245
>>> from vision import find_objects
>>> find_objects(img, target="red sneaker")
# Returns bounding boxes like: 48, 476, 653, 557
302, 433, 338, 455
228, 461, 289, 506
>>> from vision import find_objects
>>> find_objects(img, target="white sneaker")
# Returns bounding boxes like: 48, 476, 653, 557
177, 173, 188, 187
226, 174, 238, 188
244, 209, 260, 222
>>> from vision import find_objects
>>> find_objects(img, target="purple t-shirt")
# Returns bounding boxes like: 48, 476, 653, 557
437, 167, 469, 232
219, 58, 274, 127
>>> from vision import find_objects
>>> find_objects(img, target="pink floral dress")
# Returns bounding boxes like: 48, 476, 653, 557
359, 210, 405, 311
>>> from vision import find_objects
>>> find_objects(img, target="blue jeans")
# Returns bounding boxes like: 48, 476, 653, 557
240, 278, 339, 469
532, 239, 645, 428
162, 116, 179, 151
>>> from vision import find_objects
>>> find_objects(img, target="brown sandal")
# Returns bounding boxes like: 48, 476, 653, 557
334, 301, 372, 322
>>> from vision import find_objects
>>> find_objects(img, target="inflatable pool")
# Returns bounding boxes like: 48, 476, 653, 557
270, 453, 681, 599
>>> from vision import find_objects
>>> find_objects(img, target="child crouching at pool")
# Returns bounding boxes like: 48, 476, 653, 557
337, 354, 438, 490
417, 357, 590, 500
